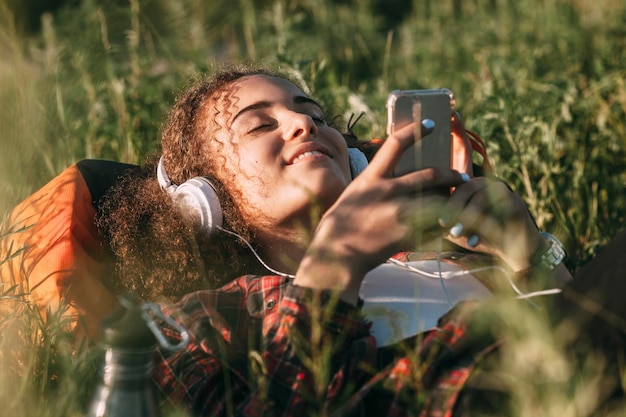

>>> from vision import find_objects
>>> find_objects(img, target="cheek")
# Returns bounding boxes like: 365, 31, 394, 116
329, 133, 352, 181
237, 151, 266, 175
234, 136, 284, 173
212, 130, 260, 176
216, 153, 272, 227
223, 144, 279, 202
341, 152, 352, 181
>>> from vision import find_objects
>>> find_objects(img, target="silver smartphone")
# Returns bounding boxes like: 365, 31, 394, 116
386, 88, 455, 177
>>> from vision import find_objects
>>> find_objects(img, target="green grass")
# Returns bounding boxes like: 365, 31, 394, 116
1, 0, 625, 415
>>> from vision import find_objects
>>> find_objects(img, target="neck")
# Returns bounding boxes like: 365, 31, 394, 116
257, 228, 310, 276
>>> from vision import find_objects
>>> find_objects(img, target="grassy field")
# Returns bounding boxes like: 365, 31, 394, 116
1, 0, 625, 415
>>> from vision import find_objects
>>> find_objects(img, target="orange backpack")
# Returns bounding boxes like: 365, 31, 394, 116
0, 160, 139, 339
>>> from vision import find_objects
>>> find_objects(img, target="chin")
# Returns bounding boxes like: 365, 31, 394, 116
287, 167, 350, 207
317, 178, 349, 209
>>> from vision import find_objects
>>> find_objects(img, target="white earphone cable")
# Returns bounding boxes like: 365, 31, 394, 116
216, 225, 561, 303
386, 249, 561, 306
435, 237, 452, 304
216, 225, 296, 279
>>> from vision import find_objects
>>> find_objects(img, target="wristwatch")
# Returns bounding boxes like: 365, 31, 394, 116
527, 231, 567, 272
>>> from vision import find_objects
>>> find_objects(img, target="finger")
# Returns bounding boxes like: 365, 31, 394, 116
442, 184, 530, 254
450, 193, 510, 238
445, 214, 499, 252
438, 178, 487, 226
366, 122, 419, 177
445, 212, 539, 272
393, 167, 469, 196
439, 178, 513, 227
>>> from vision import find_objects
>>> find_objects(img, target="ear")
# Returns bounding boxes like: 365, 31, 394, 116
348, 147, 368, 178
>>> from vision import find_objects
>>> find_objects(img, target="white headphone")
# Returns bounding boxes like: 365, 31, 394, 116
156, 149, 368, 235
157, 156, 223, 235
348, 147, 368, 177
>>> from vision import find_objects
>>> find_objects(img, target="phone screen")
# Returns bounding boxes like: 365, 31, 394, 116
386, 89, 454, 177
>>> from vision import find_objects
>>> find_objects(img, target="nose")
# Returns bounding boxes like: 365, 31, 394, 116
284, 112, 318, 141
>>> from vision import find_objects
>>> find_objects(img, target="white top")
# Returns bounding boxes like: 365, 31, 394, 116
359, 260, 492, 346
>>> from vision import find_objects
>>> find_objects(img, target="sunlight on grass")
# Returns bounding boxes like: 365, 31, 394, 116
0, 0, 625, 415
0, 5, 44, 213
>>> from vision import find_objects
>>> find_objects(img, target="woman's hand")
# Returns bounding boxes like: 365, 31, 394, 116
440, 177, 573, 288
439, 177, 546, 272
294, 122, 467, 305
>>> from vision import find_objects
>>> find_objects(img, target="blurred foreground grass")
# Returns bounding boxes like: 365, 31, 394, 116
0, 0, 625, 415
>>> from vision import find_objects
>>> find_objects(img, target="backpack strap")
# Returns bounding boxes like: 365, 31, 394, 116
465, 129, 493, 174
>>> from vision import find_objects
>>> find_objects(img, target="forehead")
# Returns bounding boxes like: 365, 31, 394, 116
226, 75, 309, 113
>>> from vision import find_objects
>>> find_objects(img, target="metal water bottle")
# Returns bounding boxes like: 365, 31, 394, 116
87, 294, 160, 417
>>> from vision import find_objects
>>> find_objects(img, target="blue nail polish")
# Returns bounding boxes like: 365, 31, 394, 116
460, 173, 470, 182
421, 119, 435, 135
467, 235, 479, 247
449, 222, 464, 238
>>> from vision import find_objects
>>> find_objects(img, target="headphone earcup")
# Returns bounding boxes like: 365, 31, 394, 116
348, 147, 368, 178
172, 177, 223, 235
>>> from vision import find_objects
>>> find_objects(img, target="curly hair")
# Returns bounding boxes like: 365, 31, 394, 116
98, 64, 308, 302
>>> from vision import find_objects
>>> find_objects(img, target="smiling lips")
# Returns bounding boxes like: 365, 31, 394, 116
287, 141, 334, 165
290, 150, 328, 164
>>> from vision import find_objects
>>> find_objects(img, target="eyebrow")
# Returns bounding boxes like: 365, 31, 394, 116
231, 95, 324, 124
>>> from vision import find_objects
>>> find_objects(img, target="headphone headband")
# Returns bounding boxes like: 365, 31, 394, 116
157, 156, 177, 192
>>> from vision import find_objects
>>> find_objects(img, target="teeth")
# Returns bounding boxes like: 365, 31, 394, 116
292, 150, 323, 164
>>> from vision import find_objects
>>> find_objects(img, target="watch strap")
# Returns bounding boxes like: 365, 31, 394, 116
517, 232, 566, 279
536, 232, 567, 271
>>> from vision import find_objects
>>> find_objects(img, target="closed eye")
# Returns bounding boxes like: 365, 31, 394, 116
247, 118, 277, 134
245, 111, 325, 134
310, 114, 327, 125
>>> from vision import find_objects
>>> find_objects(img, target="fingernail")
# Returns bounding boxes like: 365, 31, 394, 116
460, 173, 470, 182
421, 119, 435, 135
438, 214, 451, 227
467, 234, 479, 247
449, 222, 464, 238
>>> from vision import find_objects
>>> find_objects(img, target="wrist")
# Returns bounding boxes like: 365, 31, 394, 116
515, 232, 567, 279
294, 247, 363, 305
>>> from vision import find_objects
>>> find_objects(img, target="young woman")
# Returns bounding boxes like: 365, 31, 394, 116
99, 64, 575, 416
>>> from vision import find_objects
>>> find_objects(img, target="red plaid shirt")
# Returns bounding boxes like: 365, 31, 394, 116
153, 274, 498, 417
